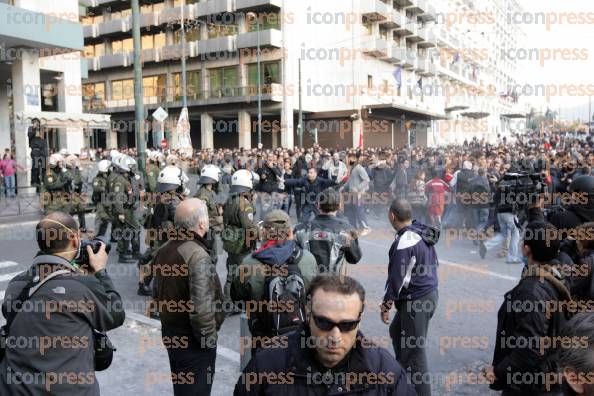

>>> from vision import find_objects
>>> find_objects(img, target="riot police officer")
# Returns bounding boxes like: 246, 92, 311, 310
195, 165, 224, 253
65, 154, 87, 232
42, 153, 67, 214
137, 165, 189, 296
110, 155, 140, 263
222, 169, 258, 312
92, 159, 112, 237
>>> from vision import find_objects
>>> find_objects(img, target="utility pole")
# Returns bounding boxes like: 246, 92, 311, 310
256, 17, 262, 147
298, 58, 303, 148
131, 0, 146, 176
180, 0, 187, 108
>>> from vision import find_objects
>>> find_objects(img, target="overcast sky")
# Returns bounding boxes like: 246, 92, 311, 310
516, 0, 594, 112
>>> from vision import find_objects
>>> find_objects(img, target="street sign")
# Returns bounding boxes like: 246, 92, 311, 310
152, 106, 168, 123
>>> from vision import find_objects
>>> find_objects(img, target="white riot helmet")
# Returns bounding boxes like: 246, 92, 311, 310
199, 165, 220, 185
59, 148, 69, 157
126, 156, 137, 172
157, 166, 189, 195
110, 149, 122, 162
65, 154, 79, 168
97, 160, 111, 173
48, 153, 63, 168
115, 155, 130, 172
230, 169, 254, 193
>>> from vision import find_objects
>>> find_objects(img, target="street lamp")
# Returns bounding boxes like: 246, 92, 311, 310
247, 12, 262, 147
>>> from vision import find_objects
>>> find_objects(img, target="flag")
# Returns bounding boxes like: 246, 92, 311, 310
451, 52, 460, 65
392, 67, 402, 87
358, 125, 364, 148
176, 107, 193, 156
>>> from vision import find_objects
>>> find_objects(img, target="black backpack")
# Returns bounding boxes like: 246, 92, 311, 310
262, 245, 306, 336
456, 169, 474, 194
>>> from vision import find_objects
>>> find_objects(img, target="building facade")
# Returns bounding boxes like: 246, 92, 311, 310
0, 0, 109, 187
81, 0, 528, 150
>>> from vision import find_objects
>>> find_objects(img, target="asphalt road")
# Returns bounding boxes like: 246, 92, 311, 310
0, 210, 522, 395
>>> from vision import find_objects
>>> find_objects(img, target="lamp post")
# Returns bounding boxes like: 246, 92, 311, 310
131, 0, 146, 175
247, 12, 262, 147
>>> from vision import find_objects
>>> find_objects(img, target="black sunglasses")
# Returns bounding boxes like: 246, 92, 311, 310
311, 313, 360, 333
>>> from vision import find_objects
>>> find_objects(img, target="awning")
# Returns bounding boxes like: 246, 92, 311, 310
501, 113, 527, 119
445, 105, 470, 112
461, 111, 490, 119
369, 103, 449, 120
16, 111, 111, 130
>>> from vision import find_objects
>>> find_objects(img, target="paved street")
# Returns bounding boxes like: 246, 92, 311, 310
0, 209, 522, 395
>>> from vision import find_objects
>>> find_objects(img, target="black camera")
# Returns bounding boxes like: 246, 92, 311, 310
76, 237, 111, 266
497, 171, 548, 211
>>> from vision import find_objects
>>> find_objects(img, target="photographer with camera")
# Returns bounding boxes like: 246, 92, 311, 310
0, 212, 124, 395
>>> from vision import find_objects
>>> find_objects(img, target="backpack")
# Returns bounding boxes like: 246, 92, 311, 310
469, 177, 490, 207
263, 246, 306, 336
296, 223, 347, 274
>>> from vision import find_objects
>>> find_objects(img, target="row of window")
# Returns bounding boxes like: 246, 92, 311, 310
83, 15, 280, 58
83, 62, 280, 105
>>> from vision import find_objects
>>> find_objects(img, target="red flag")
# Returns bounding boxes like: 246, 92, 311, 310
358, 126, 364, 148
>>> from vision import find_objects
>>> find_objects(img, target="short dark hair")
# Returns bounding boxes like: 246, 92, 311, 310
389, 199, 412, 222
522, 221, 560, 263
36, 212, 78, 253
557, 313, 594, 376
307, 275, 366, 308
317, 188, 340, 213
576, 222, 594, 252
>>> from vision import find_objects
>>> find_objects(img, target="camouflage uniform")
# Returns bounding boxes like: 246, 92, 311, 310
91, 172, 111, 237
222, 193, 258, 303
110, 171, 140, 261
42, 167, 67, 214
66, 166, 86, 230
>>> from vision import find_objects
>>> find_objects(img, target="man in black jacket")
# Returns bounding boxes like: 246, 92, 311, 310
256, 154, 282, 217
294, 188, 362, 274
234, 275, 417, 396
28, 118, 47, 188
485, 221, 572, 396
0, 212, 125, 396
557, 313, 594, 396
285, 167, 338, 223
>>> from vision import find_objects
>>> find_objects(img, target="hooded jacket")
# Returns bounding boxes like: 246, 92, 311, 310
238, 240, 318, 338
383, 221, 439, 304
491, 264, 572, 394
234, 324, 417, 396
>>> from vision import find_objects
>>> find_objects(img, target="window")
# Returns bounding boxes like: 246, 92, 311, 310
362, 17, 373, 35
175, 28, 201, 43
143, 75, 167, 100
247, 61, 281, 92
111, 79, 134, 101
247, 12, 281, 31
142, 33, 166, 49
172, 70, 202, 100
83, 82, 105, 111
207, 23, 238, 39
112, 38, 133, 54
209, 66, 238, 97
84, 43, 104, 57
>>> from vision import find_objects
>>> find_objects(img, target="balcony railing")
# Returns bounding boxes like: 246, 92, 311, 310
362, 38, 389, 57
381, 44, 406, 64
361, 0, 390, 22
195, 0, 234, 18
417, 26, 436, 48
235, 0, 282, 11
236, 29, 282, 49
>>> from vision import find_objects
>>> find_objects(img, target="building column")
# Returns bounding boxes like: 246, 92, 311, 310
0, 82, 11, 151
12, 50, 41, 189
201, 112, 213, 149
238, 111, 251, 149
281, 103, 294, 148
106, 128, 118, 149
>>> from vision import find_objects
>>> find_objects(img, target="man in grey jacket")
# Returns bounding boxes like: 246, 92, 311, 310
345, 152, 372, 235
0, 212, 125, 396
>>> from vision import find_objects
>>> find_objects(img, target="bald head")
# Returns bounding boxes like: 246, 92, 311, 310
36, 212, 78, 253
175, 198, 209, 236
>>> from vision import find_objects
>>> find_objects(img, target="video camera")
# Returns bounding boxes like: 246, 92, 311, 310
75, 237, 111, 266
497, 171, 548, 211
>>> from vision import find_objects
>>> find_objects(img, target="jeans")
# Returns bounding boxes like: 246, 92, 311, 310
473, 208, 490, 234
484, 212, 521, 262
162, 327, 217, 396
4, 175, 15, 197
390, 289, 438, 396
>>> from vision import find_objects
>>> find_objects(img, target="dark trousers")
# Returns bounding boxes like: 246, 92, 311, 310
389, 289, 438, 396
162, 327, 217, 396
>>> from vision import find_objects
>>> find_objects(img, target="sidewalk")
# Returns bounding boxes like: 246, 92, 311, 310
96, 314, 239, 395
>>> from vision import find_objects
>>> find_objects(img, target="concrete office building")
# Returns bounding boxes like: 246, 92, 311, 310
80, 0, 528, 150
0, 0, 109, 186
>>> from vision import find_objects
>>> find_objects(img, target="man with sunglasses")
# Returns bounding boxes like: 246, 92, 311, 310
234, 275, 416, 395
